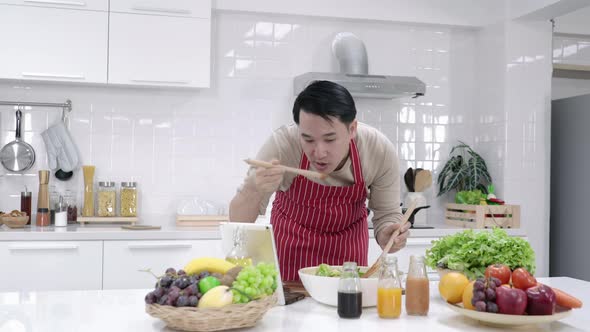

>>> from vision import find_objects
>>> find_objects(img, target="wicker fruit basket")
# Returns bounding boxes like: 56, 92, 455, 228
146, 293, 277, 332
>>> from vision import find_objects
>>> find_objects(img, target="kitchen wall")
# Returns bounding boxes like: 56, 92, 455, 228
0, 11, 477, 225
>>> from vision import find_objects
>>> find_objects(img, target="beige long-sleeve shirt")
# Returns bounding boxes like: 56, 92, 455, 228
241, 122, 403, 242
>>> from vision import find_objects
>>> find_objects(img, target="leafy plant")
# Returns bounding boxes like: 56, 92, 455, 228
437, 141, 492, 197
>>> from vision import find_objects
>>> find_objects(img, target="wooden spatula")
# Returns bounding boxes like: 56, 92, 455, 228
414, 170, 432, 192
244, 158, 328, 180
362, 200, 417, 278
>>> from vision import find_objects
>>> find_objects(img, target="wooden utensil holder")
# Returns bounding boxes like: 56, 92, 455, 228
445, 203, 520, 229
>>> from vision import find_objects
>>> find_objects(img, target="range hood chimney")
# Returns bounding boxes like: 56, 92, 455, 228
294, 32, 426, 99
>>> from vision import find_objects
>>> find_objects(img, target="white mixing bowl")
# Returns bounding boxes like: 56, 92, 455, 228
298, 266, 379, 307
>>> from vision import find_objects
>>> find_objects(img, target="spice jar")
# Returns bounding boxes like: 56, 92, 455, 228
97, 181, 116, 217
36, 208, 50, 227
120, 182, 138, 217
377, 254, 403, 319
64, 190, 78, 224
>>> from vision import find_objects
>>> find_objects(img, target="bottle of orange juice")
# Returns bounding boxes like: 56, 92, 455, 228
377, 254, 402, 319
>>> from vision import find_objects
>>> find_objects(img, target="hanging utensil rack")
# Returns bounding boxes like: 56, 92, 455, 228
0, 99, 72, 113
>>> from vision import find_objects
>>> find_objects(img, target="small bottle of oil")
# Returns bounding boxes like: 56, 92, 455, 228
225, 226, 252, 267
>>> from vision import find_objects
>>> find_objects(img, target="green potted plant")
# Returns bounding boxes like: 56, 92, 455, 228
437, 141, 492, 202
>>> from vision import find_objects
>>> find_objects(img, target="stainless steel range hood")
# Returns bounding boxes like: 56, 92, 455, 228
294, 32, 426, 99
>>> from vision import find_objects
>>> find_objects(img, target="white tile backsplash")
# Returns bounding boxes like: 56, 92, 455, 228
0, 11, 478, 229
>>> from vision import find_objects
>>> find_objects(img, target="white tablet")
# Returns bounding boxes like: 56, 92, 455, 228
219, 222, 286, 305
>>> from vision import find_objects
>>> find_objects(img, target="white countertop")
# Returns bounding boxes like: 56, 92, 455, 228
0, 277, 585, 332
0, 223, 526, 241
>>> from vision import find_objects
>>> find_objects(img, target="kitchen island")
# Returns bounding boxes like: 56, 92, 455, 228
0, 277, 586, 331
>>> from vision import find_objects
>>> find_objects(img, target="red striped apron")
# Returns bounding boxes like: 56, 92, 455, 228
271, 140, 368, 281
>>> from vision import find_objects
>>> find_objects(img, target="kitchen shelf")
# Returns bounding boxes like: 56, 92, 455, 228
77, 217, 138, 225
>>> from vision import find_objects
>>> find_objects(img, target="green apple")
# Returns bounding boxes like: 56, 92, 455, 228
198, 276, 221, 294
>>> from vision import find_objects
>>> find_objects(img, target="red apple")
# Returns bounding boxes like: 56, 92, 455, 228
485, 264, 511, 285
526, 284, 556, 315
512, 268, 537, 290
496, 285, 528, 315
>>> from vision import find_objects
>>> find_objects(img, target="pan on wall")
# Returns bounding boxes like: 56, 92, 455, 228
0, 110, 35, 172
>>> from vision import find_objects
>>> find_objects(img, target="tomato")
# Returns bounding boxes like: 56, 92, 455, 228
512, 267, 537, 290
484, 264, 511, 285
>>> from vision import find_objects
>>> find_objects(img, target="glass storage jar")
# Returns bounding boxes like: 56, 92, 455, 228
64, 189, 78, 224
97, 181, 116, 217
120, 182, 138, 217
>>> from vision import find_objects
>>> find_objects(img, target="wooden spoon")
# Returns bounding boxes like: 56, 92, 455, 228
362, 200, 417, 278
244, 158, 328, 180
414, 170, 432, 192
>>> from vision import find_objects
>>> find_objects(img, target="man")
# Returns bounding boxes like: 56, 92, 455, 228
230, 80, 410, 281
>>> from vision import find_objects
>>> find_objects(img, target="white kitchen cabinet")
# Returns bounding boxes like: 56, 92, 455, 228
0, 5, 108, 83
103, 240, 223, 289
0, 0, 107, 11
110, 0, 210, 18
0, 241, 103, 291
108, 13, 210, 88
368, 237, 439, 280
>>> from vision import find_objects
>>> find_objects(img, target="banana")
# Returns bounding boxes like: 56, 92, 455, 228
184, 257, 236, 276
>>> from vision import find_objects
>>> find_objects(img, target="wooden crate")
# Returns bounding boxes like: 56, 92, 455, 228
445, 203, 520, 229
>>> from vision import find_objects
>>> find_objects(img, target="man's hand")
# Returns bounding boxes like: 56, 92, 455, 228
376, 222, 411, 253
254, 159, 285, 194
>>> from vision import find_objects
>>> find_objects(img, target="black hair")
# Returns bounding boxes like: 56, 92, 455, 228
292, 80, 357, 125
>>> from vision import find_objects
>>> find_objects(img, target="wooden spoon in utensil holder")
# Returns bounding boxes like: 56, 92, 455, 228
362, 200, 417, 278
414, 170, 432, 192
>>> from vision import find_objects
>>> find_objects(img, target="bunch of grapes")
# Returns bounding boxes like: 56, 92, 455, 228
472, 276, 502, 313
144, 267, 220, 307
231, 262, 278, 304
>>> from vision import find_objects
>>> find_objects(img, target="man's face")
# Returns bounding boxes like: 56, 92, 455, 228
298, 110, 357, 174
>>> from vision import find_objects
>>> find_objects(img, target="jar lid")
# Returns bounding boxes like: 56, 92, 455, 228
37, 208, 49, 213
121, 182, 137, 187
98, 181, 115, 187
21, 191, 31, 196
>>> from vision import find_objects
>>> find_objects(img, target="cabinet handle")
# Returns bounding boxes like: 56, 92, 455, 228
22, 72, 85, 80
131, 6, 191, 14
9, 244, 79, 251
130, 79, 190, 84
24, 0, 86, 6
127, 243, 193, 250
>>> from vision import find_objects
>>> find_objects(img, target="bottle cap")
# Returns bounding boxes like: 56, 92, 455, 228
37, 208, 49, 213
21, 185, 31, 196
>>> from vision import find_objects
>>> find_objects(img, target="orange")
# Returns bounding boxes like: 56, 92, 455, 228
438, 272, 469, 304
462, 281, 475, 310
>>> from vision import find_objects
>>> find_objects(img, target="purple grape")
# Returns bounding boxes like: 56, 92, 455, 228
184, 284, 198, 296
486, 279, 497, 290
160, 276, 173, 288
165, 296, 175, 306
475, 301, 487, 312
158, 295, 169, 305
165, 267, 176, 275
188, 295, 198, 307
169, 286, 181, 293
486, 301, 498, 313
175, 276, 191, 289
485, 288, 496, 301
177, 269, 187, 276
473, 290, 485, 302
473, 280, 485, 291
196, 292, 203, 299
154, 287, 166, 298
493, 278, 502, 287
145, 292, 156, 304
189, 276, 198, 284
176, 295, 190, 307
199, 271, 210, 279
